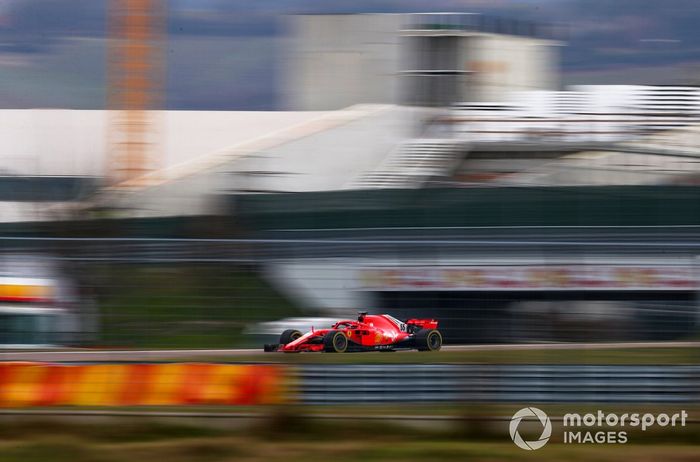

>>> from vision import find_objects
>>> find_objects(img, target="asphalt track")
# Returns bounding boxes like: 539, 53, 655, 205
0, 341, 697, 362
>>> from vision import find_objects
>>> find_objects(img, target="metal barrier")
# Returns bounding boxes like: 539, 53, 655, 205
298, 364, 700, 404
0, 362, 697, 407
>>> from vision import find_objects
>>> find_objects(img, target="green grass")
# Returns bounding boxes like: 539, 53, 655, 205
172, 346, 700, 364
0, 416, 696, 462
94, 264, 307, 349
2, 439, 696, 462
13, 403, 699, 420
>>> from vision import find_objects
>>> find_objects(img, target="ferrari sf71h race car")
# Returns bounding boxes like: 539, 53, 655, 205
263, 312, 442, 353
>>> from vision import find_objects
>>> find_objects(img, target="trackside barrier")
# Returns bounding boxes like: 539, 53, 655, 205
298, 364, 700, 404
0, 363, 698, 407
0, 362, 290, 407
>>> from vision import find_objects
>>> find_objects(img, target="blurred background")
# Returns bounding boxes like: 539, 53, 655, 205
0, 1, 698, 461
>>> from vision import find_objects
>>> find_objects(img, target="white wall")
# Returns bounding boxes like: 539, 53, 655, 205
265, 261, 368, 314
229, 105, 426, 192
114, 104, 420, 216
0, 110, 106, 176
0, 110, 327, 177
285, 15, 404, 110
467, 34, 560, 102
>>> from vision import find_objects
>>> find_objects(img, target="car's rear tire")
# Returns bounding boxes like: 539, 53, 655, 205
280, 329, 302, 345
415, 329, 442, 351
323, 330, 348, 353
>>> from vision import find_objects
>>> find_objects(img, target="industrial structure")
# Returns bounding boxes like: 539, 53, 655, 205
106, 0, 166, 186
285, 13, 561, 110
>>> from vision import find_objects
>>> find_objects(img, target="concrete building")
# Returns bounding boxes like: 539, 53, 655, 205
0, 105, 429, 220
285, 13, 561, 110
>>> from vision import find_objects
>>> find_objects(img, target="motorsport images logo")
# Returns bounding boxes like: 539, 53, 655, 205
509, 407, 552, 450
509, 408, 689, 449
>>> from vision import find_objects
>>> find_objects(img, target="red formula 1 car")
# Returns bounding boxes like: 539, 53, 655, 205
263, 312, 442, 353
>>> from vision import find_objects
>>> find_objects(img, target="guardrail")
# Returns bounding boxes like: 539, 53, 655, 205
298, 364, 700, 404
0, 362, 696, 407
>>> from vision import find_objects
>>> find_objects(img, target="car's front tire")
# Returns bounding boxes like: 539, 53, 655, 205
323, 330, 348, 353
280, 329, 302, 345
415, 329, 442, 351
